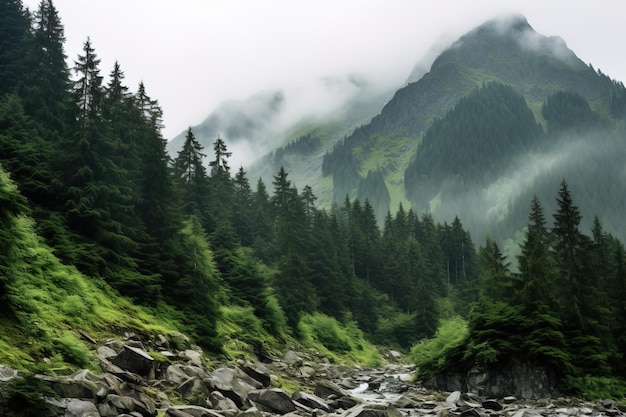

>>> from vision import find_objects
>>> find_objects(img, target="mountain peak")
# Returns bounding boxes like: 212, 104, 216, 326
429, 13, 581, 77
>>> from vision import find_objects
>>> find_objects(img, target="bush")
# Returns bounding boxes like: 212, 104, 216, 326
51, 334, 91, 368
1, 374, 59, 417
410, 316, 468, 378
299, 313, 351, 353
563, 375, 626, 400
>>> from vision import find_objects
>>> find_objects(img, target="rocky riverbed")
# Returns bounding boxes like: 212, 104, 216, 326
0, 332, 624, 417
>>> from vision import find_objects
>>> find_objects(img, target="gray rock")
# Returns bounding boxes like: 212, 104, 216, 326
181, 350, 204, 367
49, 398, 100, 417
111, 345, 155, 377
342, 404, 402, 417
177, 376, 209, 400
242, 361, 272, 387
167, 364, 193, 385
482, 399, 503, 411
283, 351, 303, 366
315, 379, 350, 399
167, 405, 224, 417
208, 390, 239, 412
248, 388, 297, 414
37, 373, 101, 401
292, 390, 333, 412
460, 409, 480, 417
205, 367, 255, 407
0, 365, 19, 382
446, 391, 462, 406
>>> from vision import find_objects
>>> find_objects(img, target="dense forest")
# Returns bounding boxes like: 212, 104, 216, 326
1, 0, 625, 398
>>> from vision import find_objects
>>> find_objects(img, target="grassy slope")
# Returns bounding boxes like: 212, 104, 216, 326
1, 174, 381, 372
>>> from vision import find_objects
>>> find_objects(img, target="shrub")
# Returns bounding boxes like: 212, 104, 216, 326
410, 316, 468, 378
1, 374, 59, 417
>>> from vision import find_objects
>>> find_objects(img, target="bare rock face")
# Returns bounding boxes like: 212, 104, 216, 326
425, 360, 556, 400
466, 361, 556, 399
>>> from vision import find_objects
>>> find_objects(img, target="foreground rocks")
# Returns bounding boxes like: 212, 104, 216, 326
0, 335, 624, 417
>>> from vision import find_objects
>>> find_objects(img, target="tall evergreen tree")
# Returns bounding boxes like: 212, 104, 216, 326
62, 38, 144, 292
271, 167, 316, 328
21, 0, 71, 133
0, 0, 31, 96
173, 127, 210, 216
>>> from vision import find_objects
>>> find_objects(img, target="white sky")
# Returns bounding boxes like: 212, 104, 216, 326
22, 0, 626, 140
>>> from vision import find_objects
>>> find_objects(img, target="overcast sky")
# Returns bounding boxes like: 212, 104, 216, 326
22, 0, 626, 140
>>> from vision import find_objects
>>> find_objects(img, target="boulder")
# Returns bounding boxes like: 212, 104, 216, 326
248, 388, 297, 415
166, 405, 225, 417
205, 367, 255, 407
342, 404, 403, 417
111, 345, 155, 377
292, 390, 332, 412
315, 379, 350, 399
446, 391, 462, 407
180, 350, 204, 367
242, 361, 272, 387
37, 373, 102, 401
0, 365, 19, 382
283, 351, 303, 366
49, 398, 100, 417
177, 376, 209, 400
208, 390, 239, 412
482, 399, 503, 411
167, 364, 193, 385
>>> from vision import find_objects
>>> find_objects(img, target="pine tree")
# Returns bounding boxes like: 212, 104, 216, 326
62, 38, 143, 290
173, 127, 210, 216
21, 0, 71, 133
271, 167, 316, 328
552, 180, 610, 375
517, 196, 558, 314
232, 166, 254, 246
477, 238, 512, 303
0, 0, 31, 96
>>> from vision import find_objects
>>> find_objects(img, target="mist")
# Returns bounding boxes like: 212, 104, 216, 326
168, 72, 397, 169
429, 127, 626, 246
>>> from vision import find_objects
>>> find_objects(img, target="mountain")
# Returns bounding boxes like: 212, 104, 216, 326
313, 14, 626, 242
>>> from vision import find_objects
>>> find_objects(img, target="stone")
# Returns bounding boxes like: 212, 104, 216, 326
502, 396, 517, 404
167, 364, 193, 385
177, 376, 209, 400
292, 390, 333, 412
299, 365, 316, 378
283, 351, 303, 366
482, 399, 503, 411
205, 366, 255, 407
248, 388, 297, 415
460, 409, 480, 417
0, 365, 19, 382
342, 404, 403, 417
166, 405, 224, 417
180, 350, 203, 367
446, 391, 462, 406
49, 398, 100, 417
208, 390, 239, 411
242, 361, 272, 387
315, 379, 350, 399
111, 345, 155, 377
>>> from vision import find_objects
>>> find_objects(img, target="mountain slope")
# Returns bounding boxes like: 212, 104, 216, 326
321, 14, 626, 241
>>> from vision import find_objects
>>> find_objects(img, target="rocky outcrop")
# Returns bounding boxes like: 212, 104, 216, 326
424, 360, 557, 399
